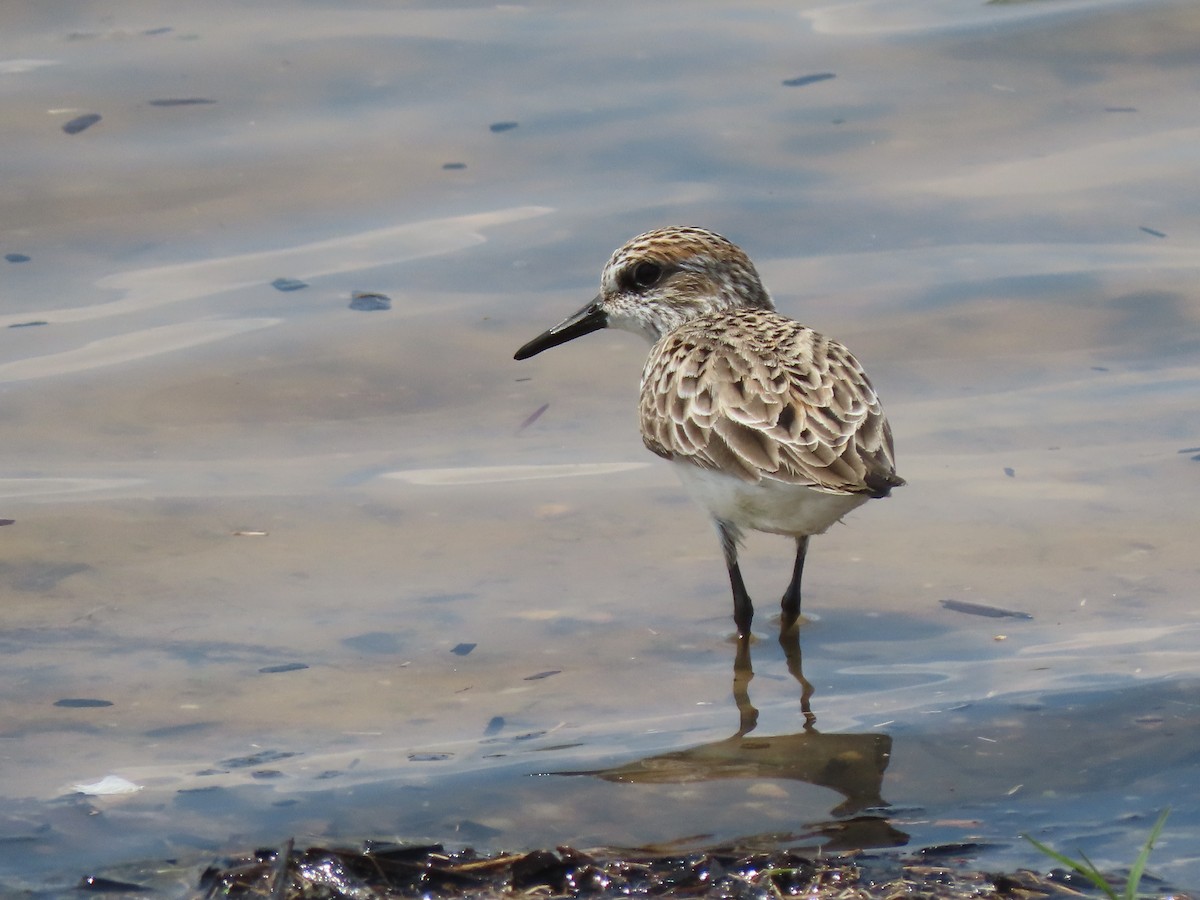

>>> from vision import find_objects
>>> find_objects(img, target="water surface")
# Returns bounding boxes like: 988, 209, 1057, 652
2, 0, 1199, 894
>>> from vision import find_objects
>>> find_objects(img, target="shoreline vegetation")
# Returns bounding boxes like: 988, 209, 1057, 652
191, 835, 1189, 900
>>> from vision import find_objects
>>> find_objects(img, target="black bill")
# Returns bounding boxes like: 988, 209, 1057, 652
513, 297, 608, 360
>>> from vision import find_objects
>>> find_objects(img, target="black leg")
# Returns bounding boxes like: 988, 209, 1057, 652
717, 521, 753, 636
780, 535, 810, 632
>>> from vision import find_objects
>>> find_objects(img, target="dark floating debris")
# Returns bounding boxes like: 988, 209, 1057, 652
451, 642, 477, 656
941, 599, 1033, 620
197, 841, 1089, 900
78, 874, 149, 892
1139, 226, 1167, 238
259, 662, 309, 674
348, 291, 391, 311
143, 26, 173, 36
1177, 446, 1200, 454
442, 161, 467, 170
483, 715, 504, 736
62, 113, 102, 134
271, 277, 308, 292
916, 841, 1000, 859
0, 519, 13, 526
218, 749, 299, 769
1003, 467, 1015, 478
489, 121, 519, 133
523, 669, 561, 681
408, 752, 452, 762
782, 72, 836, 87
1105, 106, 1137, 113
5, 253, 31, 263
54, 698, 114, 708
148, 97, 216, 106
6, 321, 44, 328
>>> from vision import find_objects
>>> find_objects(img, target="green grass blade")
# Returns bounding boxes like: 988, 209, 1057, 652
1124, 808, 1170, 900
1022, 833, 1117, 899
1076, 850, 1117, 896
1023, 807, 1170, 900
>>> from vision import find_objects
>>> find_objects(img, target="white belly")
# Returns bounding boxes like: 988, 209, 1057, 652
673, 463, 868, 537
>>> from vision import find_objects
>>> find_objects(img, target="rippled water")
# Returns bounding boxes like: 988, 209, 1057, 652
2, 0, 1199, 895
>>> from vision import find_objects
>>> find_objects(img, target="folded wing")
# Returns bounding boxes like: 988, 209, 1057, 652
639, 309, 903, 496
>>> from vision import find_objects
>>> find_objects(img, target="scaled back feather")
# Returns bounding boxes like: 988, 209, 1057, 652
639, 308, 903, 497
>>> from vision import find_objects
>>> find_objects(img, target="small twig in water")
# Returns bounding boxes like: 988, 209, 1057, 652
269, 837, 294, 900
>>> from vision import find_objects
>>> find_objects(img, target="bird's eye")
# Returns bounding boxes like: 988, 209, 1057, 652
629, 261, 664, 290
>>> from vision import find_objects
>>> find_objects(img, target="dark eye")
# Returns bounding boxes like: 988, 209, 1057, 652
629, 260, 664, 290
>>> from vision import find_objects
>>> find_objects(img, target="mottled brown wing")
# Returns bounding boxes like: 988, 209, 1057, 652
639, 310, 903, 496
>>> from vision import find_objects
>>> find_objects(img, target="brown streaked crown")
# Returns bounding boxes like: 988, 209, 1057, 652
598, 226, 775, 343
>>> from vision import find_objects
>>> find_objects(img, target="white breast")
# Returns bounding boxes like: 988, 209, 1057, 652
673, 463, 868, 537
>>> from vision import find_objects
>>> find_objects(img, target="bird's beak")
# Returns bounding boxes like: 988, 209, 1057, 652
513, 296, 608, 360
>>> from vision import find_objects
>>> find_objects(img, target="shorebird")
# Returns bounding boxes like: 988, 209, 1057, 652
514, 226, 903, 635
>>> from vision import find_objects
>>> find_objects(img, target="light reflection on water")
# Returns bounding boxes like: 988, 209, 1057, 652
1, 0, 1199, 894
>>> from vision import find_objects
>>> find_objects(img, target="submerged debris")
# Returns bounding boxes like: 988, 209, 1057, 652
54, 698, 114, 708
516, 402, 549, 434
271, 277, 309, 292
941, 599, 1033, 620
349, 291, 391, 311
196, 840, 1094, 900
62, 113, 102, 134
148, 97, 217, 106
217, 750, 299, 769
258, 663, 309, 674
781, 73, 835, 87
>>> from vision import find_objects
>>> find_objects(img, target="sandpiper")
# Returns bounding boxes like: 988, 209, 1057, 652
514, 226, 903, 635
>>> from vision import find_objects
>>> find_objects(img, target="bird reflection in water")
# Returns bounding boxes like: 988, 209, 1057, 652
560, 630, 905, 853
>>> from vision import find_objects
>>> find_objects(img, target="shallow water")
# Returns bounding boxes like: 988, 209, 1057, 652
2, 0, 1199, 894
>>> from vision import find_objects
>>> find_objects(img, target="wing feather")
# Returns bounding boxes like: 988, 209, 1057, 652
639, 309, 903, 496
